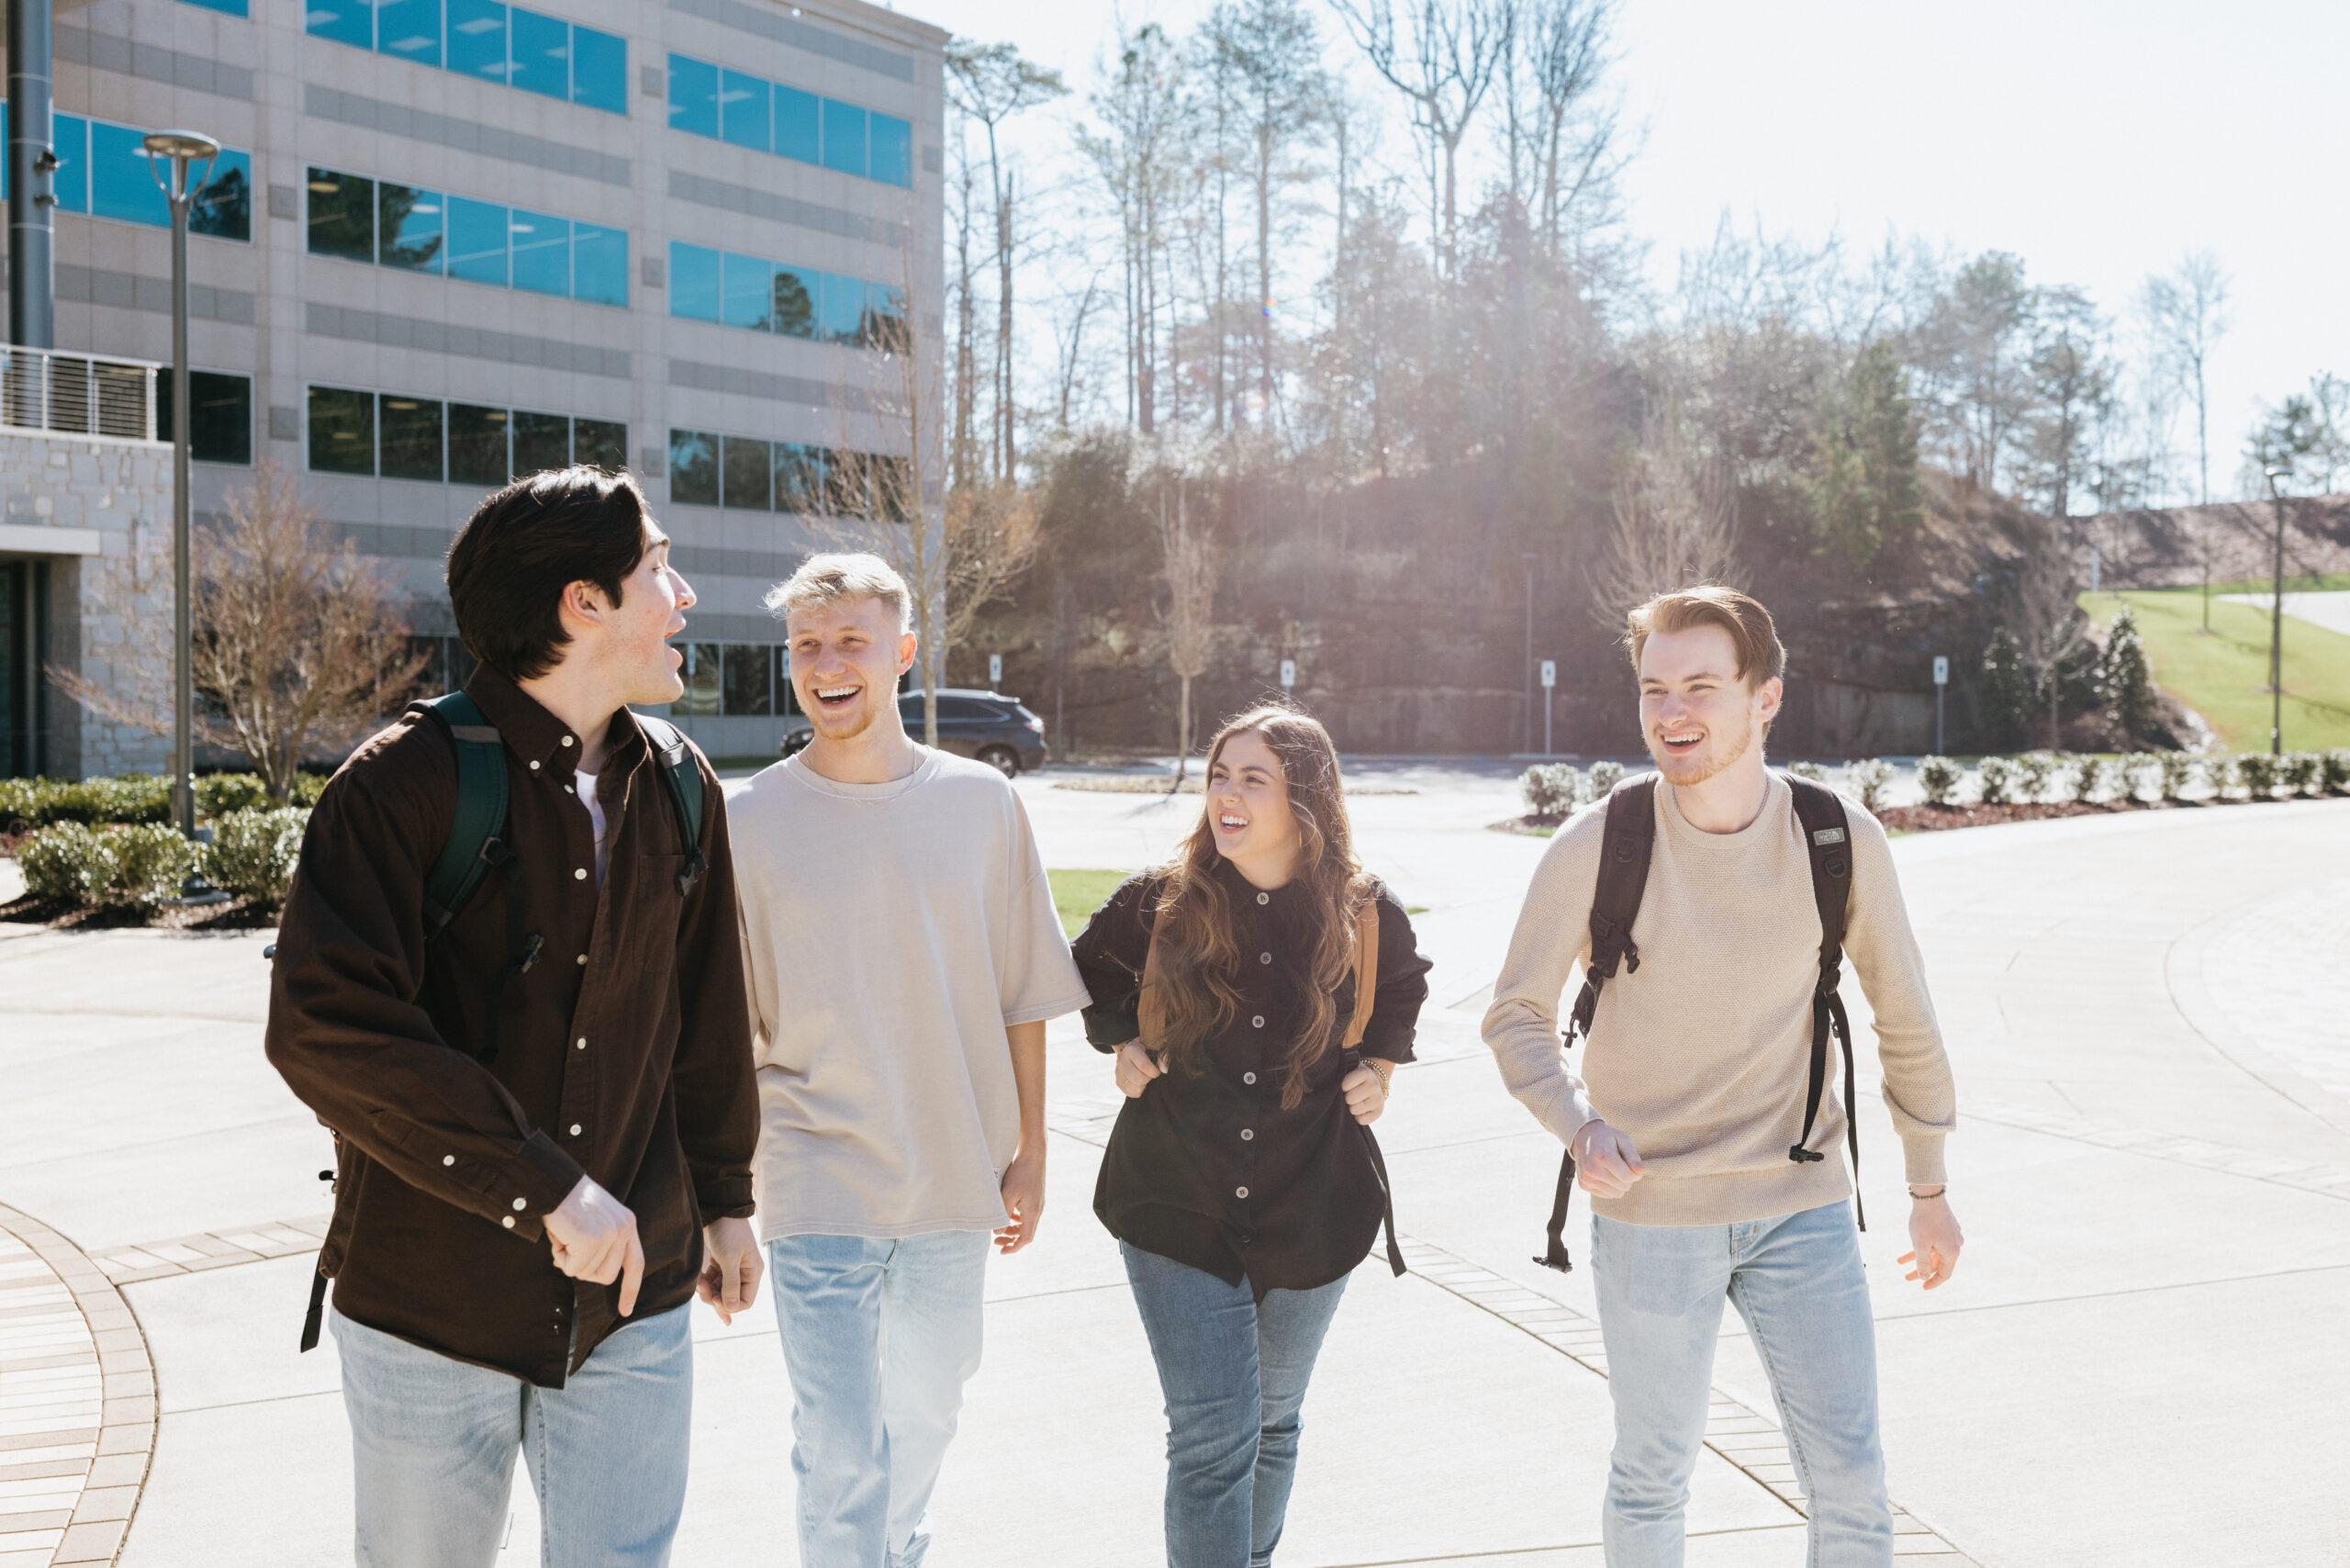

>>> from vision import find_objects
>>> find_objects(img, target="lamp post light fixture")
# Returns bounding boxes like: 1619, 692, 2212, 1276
143, 129, 218, 844
2261, 463, 2290, 757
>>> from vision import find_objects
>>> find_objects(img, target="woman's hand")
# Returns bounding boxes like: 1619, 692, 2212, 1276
1113, 1041, 1163, 1098
1342, 1063, 1389, 1126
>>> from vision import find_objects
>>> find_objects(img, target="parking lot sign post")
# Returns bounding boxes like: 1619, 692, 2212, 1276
1933, 655, 1949, 754
989, 652, 1002, 688
1540, 659, 1556, 755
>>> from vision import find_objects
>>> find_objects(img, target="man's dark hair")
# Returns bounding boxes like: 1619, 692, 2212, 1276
446, 467, 649, 681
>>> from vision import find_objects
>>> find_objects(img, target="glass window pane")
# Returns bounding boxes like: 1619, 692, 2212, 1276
871, 455, 911, 521
773, 85, 821, 162
448, 402, 510, 486
721, 252, 771, 330
571, 25, 625, 113
306, 167, 375, 262
445, 196, 509, 286
669, 241, 719, 322
90, 121, 166, 227
509, 210, 569, 296
773, 647, 799, 714
50, 116, 87, 214
157, 371, 252, 465
305, 0, 373, 47
190, 150, 252, 241
377, 182, 444, 272
769, 264, 816, 339
571, 223, 627, 307
668, 429, 718, 504
675, 644, 722, 717
816, 272, 865, 345
446, 0, 509, 83
575, 417, 626, 470
376, 0, 442, 65
719, 71, 769, 151
821, 99, 867, 178
869, 114, 912, 187
512, 409, 570, 474
774, 443, 825, 514
668, 53, 718, 138
508, 6, 567, 99
378, 395, 445, 482
825, 448, 869, 516
722, 435, 772, 510
864, 282, 908, 353
308, 385, 375, 475
722, 644, 771, 716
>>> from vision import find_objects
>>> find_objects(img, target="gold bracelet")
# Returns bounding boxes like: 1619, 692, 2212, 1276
1363, 1058, 1393, 1096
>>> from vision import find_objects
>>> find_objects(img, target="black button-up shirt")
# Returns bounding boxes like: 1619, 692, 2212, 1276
265, 668, 758, 1387
1072, 863, 1430, 1294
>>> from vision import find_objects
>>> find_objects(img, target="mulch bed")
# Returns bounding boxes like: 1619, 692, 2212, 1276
0, 892, 279, 932
1874, 800, 2192, 831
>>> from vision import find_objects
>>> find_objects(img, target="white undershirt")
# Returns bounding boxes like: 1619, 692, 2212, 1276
573, 767, 610, 885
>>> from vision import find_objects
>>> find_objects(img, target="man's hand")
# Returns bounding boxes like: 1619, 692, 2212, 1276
1341, 1064, 1388, 1126
1898, 1195, 1964, 1290
1571, 1118, 1646, 1198
545, 1174, 645, 1316
696, 1216, 763, 1326
995, 1145, 1046, 1255
1113, 1041, 1162, 1098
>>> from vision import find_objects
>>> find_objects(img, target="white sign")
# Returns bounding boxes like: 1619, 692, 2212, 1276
1932, 655, 1950, 687
1539, 659, 1557, 689
988, 653, 1003, 686
1279, 659, 1296, 690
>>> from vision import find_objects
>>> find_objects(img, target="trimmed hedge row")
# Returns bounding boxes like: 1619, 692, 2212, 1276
15, 805, 311, 912
0, 772, 328, 832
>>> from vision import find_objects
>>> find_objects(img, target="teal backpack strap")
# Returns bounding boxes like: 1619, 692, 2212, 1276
634, 713, 708, 898
408, 691, 510, 938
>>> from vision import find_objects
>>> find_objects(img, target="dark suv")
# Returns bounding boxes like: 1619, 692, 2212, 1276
780, 689, 1049, 776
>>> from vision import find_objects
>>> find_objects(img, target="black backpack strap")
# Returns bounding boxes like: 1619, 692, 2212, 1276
1537, 777, 1658, 1273
634, 713, 709, 898
408, 692, 510, 939
1785, 775, 1863, 1234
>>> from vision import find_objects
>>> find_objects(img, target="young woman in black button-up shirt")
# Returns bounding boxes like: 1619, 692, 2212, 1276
1072, 705, 1431, 1568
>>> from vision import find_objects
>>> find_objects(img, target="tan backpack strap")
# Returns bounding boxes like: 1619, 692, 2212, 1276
1136, 902, 1167, 1052
1340, 893, 1381, 1052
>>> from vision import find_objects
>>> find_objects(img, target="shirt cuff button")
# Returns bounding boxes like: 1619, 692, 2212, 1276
568, 1125, 582, 1137
501, 1215, 516, 1229
512, 1198, 527, 1212
442, 1155, 455, 1166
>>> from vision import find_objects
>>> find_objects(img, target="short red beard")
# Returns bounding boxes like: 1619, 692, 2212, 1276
1651, 711, 1755, 785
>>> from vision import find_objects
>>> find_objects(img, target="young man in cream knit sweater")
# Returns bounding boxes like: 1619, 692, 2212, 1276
1483, 586, 1962, 1568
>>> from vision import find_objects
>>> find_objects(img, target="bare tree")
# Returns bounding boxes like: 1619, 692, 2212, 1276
941, 479, 1043, 656
1158, 469, 1219, 790
1217, 0, 1328, 423
50, 464, 423, 799
1080, 22, 1188, 433
2009, 520, 2092, 749
2141, 250, 2230, 503
1521, 0, 1619, 260
1590, 402, 1740, 620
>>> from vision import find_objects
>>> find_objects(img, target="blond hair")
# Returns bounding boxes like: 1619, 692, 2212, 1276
766, 552, 912, 633
1624, 584, 1786, 689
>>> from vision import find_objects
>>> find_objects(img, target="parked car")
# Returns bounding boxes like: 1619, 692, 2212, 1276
779, 689, 1049, 776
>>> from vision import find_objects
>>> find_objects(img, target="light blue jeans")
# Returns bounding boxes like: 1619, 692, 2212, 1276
1121, 1242, 1351, 1568
1592, 1202, 1891, 1568
331, 1301, 693, 1568
767, 1230, 991, 1568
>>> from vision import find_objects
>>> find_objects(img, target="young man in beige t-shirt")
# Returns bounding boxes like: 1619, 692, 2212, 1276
1483, 586, 1963, 1567
731, 554, 1089, 1567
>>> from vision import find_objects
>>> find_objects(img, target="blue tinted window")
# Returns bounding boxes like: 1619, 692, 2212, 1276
821, 100, 867, 177
815, 272, 865, 344
189, 151, 252, 241
508, 6, 567, 100
669, 242, 719, 321
721, 252, 772, 330
509, 210, 570, 297
669, 429, 719, 504
375, 0, 442, 65
769, 265, 817, 338
774, 85, 822, 163
378, 182, 443, 272
668, 54, 718, 138
307, 167, 375, 261
50, 116, 87, 213
571, 26, 626, 114
869, 115, 912, 187
89, 121, 165, 227
181, 0, 248, 13
572, 223, 627, 308
864, 281, 908, 351
306, 0, 372, 47
720, 71, 769, 151
447, 0, 509, 83
446, 196, 509, 286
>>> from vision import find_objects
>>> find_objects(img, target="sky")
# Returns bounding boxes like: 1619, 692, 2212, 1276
899, 0, 2349, 498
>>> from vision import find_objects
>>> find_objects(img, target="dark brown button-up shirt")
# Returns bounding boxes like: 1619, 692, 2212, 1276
266, 668, 758, 1387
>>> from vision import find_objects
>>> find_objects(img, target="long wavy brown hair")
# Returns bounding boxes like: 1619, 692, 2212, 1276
1146, 705, 1372, 1109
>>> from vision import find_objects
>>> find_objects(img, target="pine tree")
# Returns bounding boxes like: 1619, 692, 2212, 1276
2100, 607, 2156, 741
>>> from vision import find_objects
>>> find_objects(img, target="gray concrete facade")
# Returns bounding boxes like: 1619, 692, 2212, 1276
2, 0, 946, 771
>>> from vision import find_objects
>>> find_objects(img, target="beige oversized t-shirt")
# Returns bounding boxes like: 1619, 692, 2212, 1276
731, 748, 1091, 1239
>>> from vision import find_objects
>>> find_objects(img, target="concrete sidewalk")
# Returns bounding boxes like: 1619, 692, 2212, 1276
3, 790, 2346, 1564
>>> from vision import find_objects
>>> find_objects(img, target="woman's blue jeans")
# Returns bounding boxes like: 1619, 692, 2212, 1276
1121, 1241, 1350, 1568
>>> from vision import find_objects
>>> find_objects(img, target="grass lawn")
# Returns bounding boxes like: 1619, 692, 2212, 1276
1048, 868, 1130, 935
2083, 588, 2350, 751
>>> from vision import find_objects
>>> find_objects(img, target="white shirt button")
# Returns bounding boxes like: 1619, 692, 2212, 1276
576, 1037, 588, 1049
1259, 952, 1272, 965
1256, 892, 1269, 905
574, 868, 588, 880
1235, 1186, 1249, 1200
1243, 1071, 1257, 1085
576, 954, 588, 966
1240, 1128, 1254, 1141
1251, 1015, 1265, 1029
511, 1198, 527, 1212
561, 735, 575, 747
565, 784, 574, 794
528, 759, 540, 770
442, 1155, 455, 1167
501, 1215, 515, 1229
568, 1124, 582, 1137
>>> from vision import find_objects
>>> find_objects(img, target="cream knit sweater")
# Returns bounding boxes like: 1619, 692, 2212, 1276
1482, 772, 1956, 1226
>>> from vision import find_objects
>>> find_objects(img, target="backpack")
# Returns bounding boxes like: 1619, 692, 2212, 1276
1533, 771, 1860, 1274
295, 693, 713, 1351
1136, 890, 1406, 1276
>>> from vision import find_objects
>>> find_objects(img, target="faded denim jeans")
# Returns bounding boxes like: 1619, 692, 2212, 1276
1592, 1202, 1892, 1568
332, 1299, 694, 1568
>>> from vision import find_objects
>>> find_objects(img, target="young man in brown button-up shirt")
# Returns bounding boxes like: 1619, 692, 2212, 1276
266, 467, 761, 1566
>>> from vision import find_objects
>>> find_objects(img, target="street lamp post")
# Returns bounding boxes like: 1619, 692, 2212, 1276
142, 130, 218, 842
1521, 552, 1537, 755
2262, 464, 2289, 756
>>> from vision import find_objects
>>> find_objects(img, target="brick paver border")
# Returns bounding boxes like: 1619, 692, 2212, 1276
83, 1217, 327, 1289
0, 1204, 155, 1568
